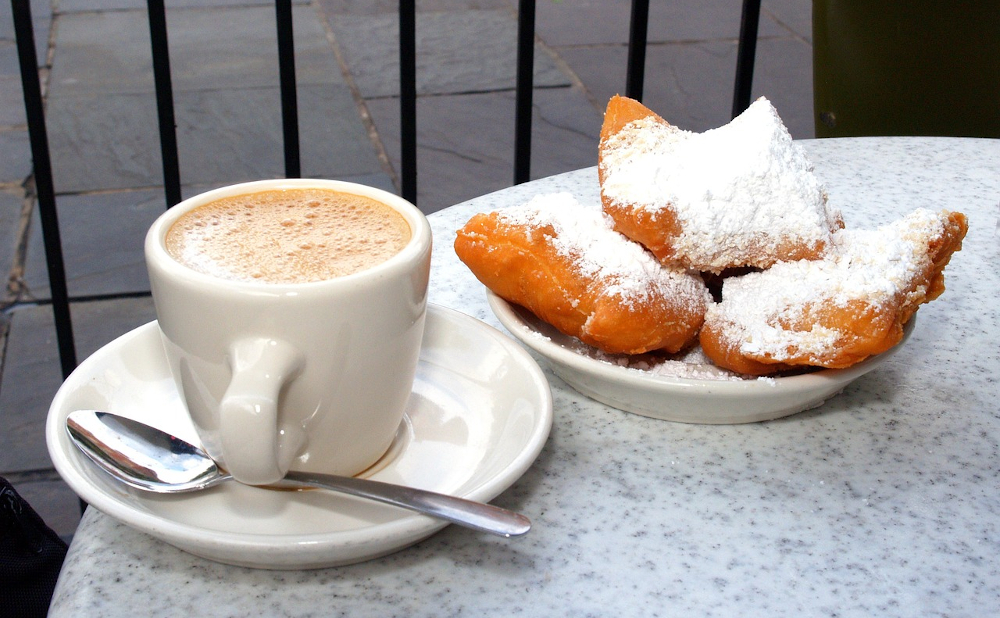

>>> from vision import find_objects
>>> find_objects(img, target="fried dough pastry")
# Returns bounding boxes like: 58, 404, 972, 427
598, 95, 844, 273
454, 193, 712, 355
699, 209, 968, 375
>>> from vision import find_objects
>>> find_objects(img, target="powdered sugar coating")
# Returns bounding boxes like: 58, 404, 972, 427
496, 192, 709, 310
593, 345, 748, 381
707, 208, 950, 361
601, 97, 841, 271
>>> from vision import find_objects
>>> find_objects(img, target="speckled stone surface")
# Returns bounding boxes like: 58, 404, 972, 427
49, 138, 1000, 617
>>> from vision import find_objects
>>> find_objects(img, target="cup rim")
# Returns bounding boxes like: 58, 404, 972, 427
145, 179, 432, 292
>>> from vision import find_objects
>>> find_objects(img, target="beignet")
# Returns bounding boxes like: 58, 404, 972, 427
455, 193, 712, 355
699, 209, 968, 375
598, 95, 843, 273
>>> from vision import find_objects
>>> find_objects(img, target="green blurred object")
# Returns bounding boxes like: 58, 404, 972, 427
812, 1, 1000, 137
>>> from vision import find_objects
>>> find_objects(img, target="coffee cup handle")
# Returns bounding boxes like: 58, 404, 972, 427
219, 338, 305, 485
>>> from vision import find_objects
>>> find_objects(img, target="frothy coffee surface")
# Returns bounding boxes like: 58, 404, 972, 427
165, 188, 411, 284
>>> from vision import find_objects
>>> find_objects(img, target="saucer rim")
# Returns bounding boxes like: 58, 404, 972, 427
47, 304, 553, 567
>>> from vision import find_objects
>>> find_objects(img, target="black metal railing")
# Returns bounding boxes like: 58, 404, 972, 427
732, 0, 762, 118
11, 0, 77, 377
147, 0, 181, 208
11, 0, 761, 381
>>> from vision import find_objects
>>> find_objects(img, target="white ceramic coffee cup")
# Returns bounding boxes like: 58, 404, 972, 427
144, 179, 432, 486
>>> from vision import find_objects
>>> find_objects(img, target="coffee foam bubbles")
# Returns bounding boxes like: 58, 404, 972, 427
165, 189, 412, 284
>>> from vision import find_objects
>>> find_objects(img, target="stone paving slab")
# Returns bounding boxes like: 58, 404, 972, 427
49, 4, 342, 97
561, 35, 814, 139
525, 87, 603, 178
0, 127, 31, 183
21, 188, 164, 301
763, 0, 813, 42
57, 0, 284, 11
320, 0, 509, 17
68, 295, 159, 359
0, 189, 25, 285
746, 36, 815, 138
0, 296, 157, 473
531, 0, 787, 48
46, 82, 384, 193
0, 43, 28, 127
328, 9, 570, 98
46, 91, 161, 192
0, 0, 51, 64
327, 172, 397, 195
45, 4, 384, 193
173, 85, 385, 183
166, 4, 344, 91
46, 10, 155, 97
0, 304, 68, 473
9, 477, 81, 542
367, 85, 601, 214
0, 38, 20, 74
0, 78, 26, 128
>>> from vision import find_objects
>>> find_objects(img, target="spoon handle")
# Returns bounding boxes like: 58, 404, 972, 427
281, 471, 531, 537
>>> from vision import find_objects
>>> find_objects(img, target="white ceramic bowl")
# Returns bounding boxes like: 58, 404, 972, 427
487, 291, 913, 424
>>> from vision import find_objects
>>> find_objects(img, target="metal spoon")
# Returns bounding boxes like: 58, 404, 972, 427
65, 410, 530, 537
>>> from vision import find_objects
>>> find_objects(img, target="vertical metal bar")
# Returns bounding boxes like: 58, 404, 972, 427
625, 0, 650, 101
276, 0, 300, 179
732, 0, 761, 118
146, 0, 182, 207
11, 0, 78, 378
399, 0, 417, 204
513, 0, 535, 185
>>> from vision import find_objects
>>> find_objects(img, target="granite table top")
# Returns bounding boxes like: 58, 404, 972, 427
49, 137, 1000, 617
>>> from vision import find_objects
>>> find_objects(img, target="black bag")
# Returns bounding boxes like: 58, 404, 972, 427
0, 477, 68, 618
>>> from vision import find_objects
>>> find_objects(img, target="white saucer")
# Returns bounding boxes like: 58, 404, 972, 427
47, 304, 552, 570
487, 292, 912, 424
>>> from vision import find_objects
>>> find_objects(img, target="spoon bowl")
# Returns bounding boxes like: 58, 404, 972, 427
66, 409, 530, 537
